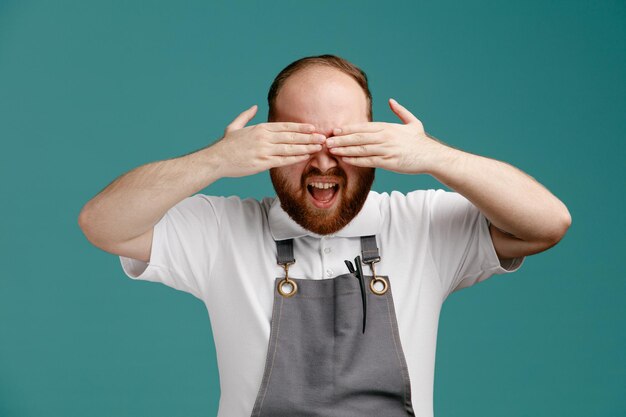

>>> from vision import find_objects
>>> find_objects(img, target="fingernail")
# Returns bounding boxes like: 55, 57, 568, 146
326, 138, 335, 146
316, 134, 326, 142
333, 128, 342, 134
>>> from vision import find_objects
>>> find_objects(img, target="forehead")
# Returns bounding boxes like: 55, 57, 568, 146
273, 66, 369, 134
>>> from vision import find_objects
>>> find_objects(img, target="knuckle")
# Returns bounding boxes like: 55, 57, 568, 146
256, 127, 268, 140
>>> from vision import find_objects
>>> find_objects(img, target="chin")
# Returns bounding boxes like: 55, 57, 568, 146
298, 190, 354, 235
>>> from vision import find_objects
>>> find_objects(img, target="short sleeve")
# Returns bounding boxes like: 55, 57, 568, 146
427, 189, 525, 298
118, 194, 219, 300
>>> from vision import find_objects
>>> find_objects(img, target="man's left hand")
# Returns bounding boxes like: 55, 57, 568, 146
326, 98, 446, 174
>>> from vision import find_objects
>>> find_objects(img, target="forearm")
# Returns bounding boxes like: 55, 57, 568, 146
427, 143, 571, 243
78, 145, 222, 247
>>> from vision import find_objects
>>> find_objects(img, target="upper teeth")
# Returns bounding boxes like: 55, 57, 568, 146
310, 182, 337, 189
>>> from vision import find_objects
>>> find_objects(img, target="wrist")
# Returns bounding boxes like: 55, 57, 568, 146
186, 144, 225, 186
423, 139, 465, 180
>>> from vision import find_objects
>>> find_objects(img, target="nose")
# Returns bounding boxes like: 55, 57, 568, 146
309, 143, 338, 173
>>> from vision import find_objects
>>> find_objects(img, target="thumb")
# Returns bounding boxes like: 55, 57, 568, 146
389, 98, 419, 125
224, 104, 258, 134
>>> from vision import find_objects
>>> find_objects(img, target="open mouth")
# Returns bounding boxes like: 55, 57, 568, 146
306, 180, 340, 209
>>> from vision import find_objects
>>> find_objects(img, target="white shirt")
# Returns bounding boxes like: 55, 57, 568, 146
119, 189, 525, 417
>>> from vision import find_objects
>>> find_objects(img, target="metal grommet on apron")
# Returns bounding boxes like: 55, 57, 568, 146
360, 233, 389, 296
251, 235, 415, 417
276, 239, 297, 297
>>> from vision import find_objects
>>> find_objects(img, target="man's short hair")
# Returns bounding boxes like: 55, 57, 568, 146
267, 54, 373, 122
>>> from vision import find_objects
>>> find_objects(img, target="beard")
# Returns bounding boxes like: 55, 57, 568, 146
270, 165, 375, 235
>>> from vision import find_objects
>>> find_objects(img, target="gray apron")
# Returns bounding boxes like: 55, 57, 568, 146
251, 235, 415, 417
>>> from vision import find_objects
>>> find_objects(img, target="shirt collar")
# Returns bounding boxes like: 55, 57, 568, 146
268, 191, 382, 240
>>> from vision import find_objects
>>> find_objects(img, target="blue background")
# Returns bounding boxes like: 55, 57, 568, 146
1, 0, 624, 416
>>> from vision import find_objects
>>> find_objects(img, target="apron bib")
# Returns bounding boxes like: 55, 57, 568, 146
251, 235, 415, 416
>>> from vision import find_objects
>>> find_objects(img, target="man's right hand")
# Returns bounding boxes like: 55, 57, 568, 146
210, 104, 326, 178
79, 104, 325, 262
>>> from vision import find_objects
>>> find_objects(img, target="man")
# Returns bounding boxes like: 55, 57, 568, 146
78, 54, 571, 417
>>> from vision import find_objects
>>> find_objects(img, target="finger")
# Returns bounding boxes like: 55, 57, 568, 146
329, 144, 385, 157
264, 122, 316, 133
270, 154, 312, 168
271, 132, 326, 144
340, 156, 382, 168
225, 105, 258, 134
388, 98, 419, 125
326, 132, 382, 148
272, 143, 323, 156
332, 122, 384, 136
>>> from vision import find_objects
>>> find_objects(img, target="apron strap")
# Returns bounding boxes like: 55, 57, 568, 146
275, 236, 380, 265
276, 239, 295, 266
360, 235, 380, 264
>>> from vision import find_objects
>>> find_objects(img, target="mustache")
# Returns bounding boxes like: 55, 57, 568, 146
301, 166, 347, 187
